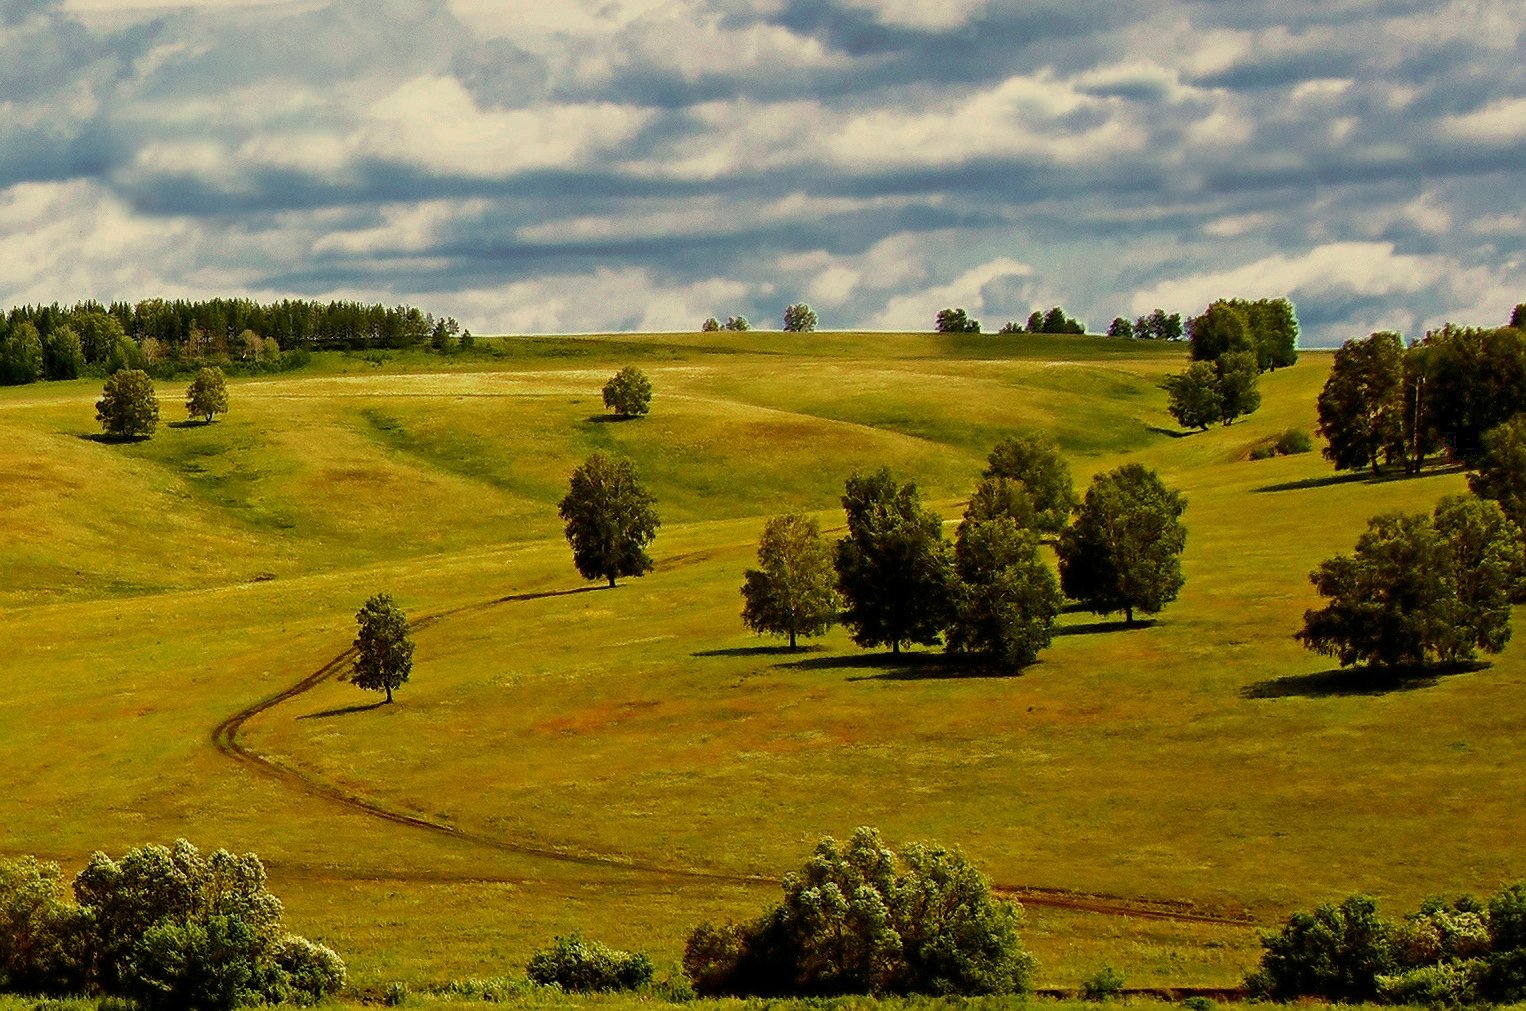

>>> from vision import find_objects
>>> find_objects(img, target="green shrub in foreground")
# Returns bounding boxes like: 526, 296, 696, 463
684, 826, 1033, 997
526, 934, 654, 992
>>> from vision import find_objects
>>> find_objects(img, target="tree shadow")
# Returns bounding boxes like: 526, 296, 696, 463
1242, 660, 1487, 699
1145, 425, 1193, 439
1255, 463, 1466, 494
773, 651, 1017, 681
168, 419, 213, 429
1054, 618, 1159, 636
297, 700, 390, 720
584, 414, 641, 424
77, 432, 150, 444
692, 644, 825, 658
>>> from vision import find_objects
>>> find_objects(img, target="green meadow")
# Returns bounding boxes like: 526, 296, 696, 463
2, 332, 1518, 994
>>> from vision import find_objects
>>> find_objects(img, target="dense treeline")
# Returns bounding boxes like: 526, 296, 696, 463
0, 298, 466, 386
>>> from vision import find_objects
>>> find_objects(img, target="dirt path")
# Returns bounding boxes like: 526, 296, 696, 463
209, 584, 1257, 928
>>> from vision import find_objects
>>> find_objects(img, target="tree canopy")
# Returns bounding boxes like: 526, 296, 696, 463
946, 511, 1060, 671
1316, 331, 1407, 474
602, 365, 653, 418
1297, 495, 1523, 669
741, 513, 840, 649
1058, 464, 1187, 625
95, 369, 159, 439
935, 308, 981, 334
558, 453, 661, 587
352, 592, 414, 703
1470, 415, 1526, 533
185, 366, 229, 423
834, 469, 953, 653
782, 303, 818, 332
982, 433, 1078, 535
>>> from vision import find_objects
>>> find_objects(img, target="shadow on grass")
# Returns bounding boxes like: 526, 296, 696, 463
584, 414, 642, 424
1055, 618, 1158, 636
298, 700, 390, 720
77, 432, 151, 444
168, 419, 213, 429
692, 644, 824, 658
1242, 660, 1487, 699
773, 651, 1017, 681
1145, 425, 1193, 439
1255, 463, 1465, 494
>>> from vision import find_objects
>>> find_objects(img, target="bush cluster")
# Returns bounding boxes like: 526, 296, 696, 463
684, 827, 1034, 997
0, 841, 344, 1010
526, 934, 654, 992
1248, 886, 1526, 1006
1249, 429, 1314, 460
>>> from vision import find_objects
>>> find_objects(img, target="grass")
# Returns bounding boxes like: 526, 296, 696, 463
0, 332, 1514, 995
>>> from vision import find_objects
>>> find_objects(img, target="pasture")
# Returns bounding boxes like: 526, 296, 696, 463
0, 332, 1514, 992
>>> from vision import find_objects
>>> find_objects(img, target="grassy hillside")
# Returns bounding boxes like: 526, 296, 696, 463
1, 332, 1514, 992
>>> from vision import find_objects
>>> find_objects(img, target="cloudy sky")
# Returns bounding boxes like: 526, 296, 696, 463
1, 0, 1522, 343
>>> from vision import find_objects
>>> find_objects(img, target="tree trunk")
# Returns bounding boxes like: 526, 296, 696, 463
1125, 605, 1135, 627
607, 574, 617, 588
891, 640, 900, 655
789, 628, 797, 650
385, 685, 393, 704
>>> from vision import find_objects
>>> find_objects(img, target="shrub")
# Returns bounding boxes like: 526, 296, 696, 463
0, 857, 89, 996
127, 914, 263, 1011
1246, 894, 1395, 1002
1181, 997, 1215, 1011
382, 980, 409, 1005
684, 827, 1033, 997
1275, 428, 1314, 455
1489, 882, 1526, 951
439, 976, 534, 1001
1480, 948, 1526, 1003
526, 934, 654, 992
271, 934, 347, 1005
1249, 445, 1278, 461
1081, 965, 1125, 1001
1376, 960, 1483, 1007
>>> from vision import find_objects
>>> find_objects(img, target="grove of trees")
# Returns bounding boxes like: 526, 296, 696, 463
1188, 298, 1299, 370
684, 827, 1034, 997
1296, 495, 1524, 669
558, 453, 661, 587
0, 841, 344, 1009
935, 308, 981, 333
1161, 351, 1261, 429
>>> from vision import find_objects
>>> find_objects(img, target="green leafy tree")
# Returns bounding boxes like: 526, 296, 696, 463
0, 321, 44, 385
601, 365, 653, 418
1245, 297, 1300, 370
185, 367, 229, 423
1161, 361, 1222, 431
1247, 895, 1395, 1003
724, 316, 750, 332
0, 856, 89, 996
1470, 415, 1526, 531
997, 320, 1023, 334
1215, 349, 1261, 424
1413, 323, 1526, 461
95, 369, 159, 439
1296, 496, 1523, 669
946, 513, 1060, 670
935, 308, 980, 333
741, 513, 840, 649
73, 310, 129, 365
701, 317, 721, 332
352, 592, 414, 703
1316, 331, 1406, 474
684, 827, 1034, 996
783, 303, 818, 332
982, 433, 1078, 535
1188, 301, 1253, 361
1106, 317, 1134, 338
834, 469, 953, 653
558, 453, 660, 587
1039, 306, 1085, 334
965, 475, 1039, 530
43, 325, 85, 380
1058, 464, 1187, 626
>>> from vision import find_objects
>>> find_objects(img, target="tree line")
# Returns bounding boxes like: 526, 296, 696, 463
0, 298, 467, 387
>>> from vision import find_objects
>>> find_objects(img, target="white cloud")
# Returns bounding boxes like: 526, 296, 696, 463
1444, 97, 1526, 143
869, 257, 1033, 330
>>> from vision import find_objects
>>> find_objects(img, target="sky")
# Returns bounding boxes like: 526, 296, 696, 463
0, 0, 1522, 344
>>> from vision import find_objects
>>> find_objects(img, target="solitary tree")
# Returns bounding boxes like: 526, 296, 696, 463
558, 453, 660, 587
982, 433, 1078, 535
782, 303, 818, 333
185, 366, 228, 423
1297, 496, 1523, 669
1058, 464, 1187, 625
740, 513, 840, 649
602, 366, 652, 418
946, 513, 1061, 671
95, 369, 159, 439
352, 592, 413, 703
835, 469, 953, 653
1316, 331, 1405, 474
